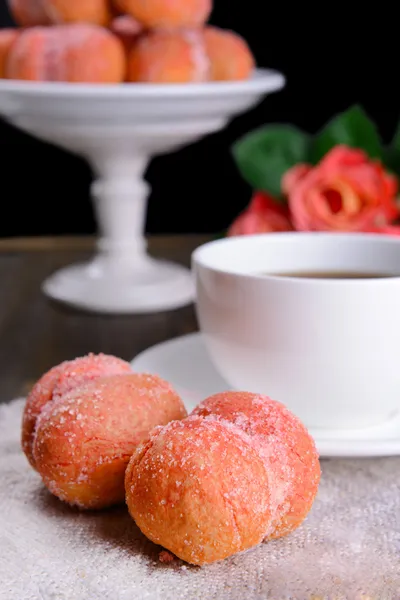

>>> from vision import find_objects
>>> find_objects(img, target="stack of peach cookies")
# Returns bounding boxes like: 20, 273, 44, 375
21, 352, 321, 566
0, 0, 255, 83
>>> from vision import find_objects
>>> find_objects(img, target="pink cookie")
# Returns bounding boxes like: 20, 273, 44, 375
22, 352, 132, 468
8, 0, 50, 26
6, 24, 126, 83
204, 26, 255, 81
0, 29, 19, 78
128, 29, 209, 83
115, 0, 211, 29
193, 391, 321, 539
43, 0, 111, 26
33, 373, 187, 509
125, 417, 272, 565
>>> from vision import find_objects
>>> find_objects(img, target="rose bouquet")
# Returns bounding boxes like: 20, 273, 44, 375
228, 105, 400, 236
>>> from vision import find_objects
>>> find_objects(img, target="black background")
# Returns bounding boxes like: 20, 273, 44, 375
0, 2, 398, 236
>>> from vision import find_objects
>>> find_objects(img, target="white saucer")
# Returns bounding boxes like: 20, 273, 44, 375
131, 332, 400, 458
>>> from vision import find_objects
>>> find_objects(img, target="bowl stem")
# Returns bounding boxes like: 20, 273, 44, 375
42, 150, 194, 313
91, 153, 149, 269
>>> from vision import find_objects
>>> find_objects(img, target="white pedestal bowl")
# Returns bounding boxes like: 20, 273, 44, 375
0, 69, 285, 313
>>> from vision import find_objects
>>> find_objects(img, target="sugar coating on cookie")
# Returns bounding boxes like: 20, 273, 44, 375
33, 373, 187, 509
204, 26, 255, 81
22, 353, 132, 468
127, 29, 209, 83
6, 24, 126, 83
8, 0, 50, 26
193, 391, 321, 539
125, 416, 273, 565
115, 0, 212, 29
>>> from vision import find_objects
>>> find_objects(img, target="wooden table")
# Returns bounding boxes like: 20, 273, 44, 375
0, 235, 209, 403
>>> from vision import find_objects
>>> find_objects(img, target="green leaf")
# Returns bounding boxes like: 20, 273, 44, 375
391, 119, 400, 151
385, 122, 400, 176
382, 146, 400, 176
309, 105, 383, 164
232, 125, 310, 198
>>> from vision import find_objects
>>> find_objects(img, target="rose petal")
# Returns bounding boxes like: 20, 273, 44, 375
373, 225, 400, 236
319, 145, 368, 171
282, 164, 312, 197
248, 192, 290, 218
228, 193, 293, 236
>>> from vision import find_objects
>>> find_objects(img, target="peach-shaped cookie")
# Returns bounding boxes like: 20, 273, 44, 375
33, 373, 187, 509
6, 24, 126, 83
127, 29, 208, 83
115, 0, 211, 29
22, 353, 132, 469
193, 392, 321, 539
204, 26, 255, 81
0, 29, 19, 78
8, 0, 50, 26
125, 417, 272, 565
43, 0, 111, 26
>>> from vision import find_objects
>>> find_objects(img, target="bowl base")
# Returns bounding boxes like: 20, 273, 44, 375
42, 256, 194, 314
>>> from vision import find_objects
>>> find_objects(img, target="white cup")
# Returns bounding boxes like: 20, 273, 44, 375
192, 233, 400, 431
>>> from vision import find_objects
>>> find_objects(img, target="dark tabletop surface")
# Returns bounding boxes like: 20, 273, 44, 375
0, 235, 208, 403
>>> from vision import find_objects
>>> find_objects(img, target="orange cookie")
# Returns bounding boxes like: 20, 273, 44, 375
6, 24, 126, 83
0, 29, 19, 78
43, 0, 111, 26
127, 29, 208, 83
33, 373, 187, 509
193, 391, 321, 539
115, 0, 211, 29
22, 353, 132, 468
204, 26, 255, 81
8, 0, 50, 26
125, 417, 272, 565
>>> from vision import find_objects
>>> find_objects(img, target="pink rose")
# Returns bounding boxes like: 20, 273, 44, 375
227, 192, 293, 236
283, 145, 399, 232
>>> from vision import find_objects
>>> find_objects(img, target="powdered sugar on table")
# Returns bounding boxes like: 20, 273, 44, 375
0, 399, 399, 600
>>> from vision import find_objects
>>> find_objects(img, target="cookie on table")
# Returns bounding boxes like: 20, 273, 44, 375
22, 352, 132, 469
33, 373, 187, 509
6, 24, 126, 83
